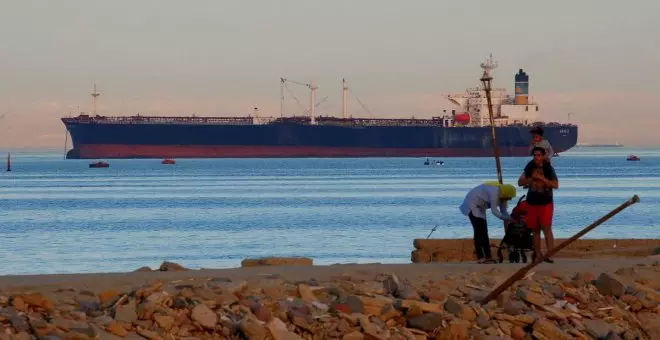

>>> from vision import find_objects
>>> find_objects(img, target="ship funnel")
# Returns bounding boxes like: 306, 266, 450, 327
514, 69, 529, 105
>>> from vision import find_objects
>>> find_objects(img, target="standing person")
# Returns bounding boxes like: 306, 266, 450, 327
529, 126, 554, 162
518, 146, 559, 263
459, 182, 516, 264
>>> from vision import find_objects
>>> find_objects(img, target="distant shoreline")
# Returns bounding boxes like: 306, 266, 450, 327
575, 143, 624, 147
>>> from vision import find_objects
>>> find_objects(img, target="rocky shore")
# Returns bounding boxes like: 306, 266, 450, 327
1, 257, 659, 340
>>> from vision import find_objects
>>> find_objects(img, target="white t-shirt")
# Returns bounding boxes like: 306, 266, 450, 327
459, 184, 511, 220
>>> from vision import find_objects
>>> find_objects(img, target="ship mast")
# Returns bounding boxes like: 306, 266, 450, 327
91, 83, 100, 116
280, 77, 318, 124
480, 54, 503, 184
310, 80, 317, 125
342, 78, 348, 119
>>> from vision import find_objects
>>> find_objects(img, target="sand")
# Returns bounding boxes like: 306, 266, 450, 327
2, 257, 659, 295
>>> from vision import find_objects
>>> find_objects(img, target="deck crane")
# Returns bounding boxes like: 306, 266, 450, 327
280, 78, 318, 124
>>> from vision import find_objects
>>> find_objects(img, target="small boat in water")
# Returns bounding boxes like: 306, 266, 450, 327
162, 159, 176, 165
89, 161, 110, 168
626, 154, 640, 161
424, 158, 443, 166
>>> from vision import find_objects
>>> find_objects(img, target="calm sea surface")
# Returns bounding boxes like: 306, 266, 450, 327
0, 147, 658, 275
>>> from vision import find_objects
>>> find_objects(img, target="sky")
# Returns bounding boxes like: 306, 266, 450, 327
0, 0, 659, 148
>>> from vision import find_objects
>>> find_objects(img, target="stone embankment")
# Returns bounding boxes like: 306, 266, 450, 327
411, 238, 660, 263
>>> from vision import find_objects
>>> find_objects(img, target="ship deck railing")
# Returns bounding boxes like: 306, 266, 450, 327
62, 115, 256, 125
62, 115, 577, 128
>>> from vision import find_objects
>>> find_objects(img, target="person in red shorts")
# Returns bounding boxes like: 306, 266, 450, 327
518, 146, 559, 263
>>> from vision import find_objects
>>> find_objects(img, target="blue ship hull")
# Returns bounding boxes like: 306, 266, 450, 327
62, 116, 578, 159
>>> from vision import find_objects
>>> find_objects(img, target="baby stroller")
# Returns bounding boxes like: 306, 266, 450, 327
496, 195, 534, 263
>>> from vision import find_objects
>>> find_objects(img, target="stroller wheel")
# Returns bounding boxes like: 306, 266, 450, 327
509, 250, 520, 263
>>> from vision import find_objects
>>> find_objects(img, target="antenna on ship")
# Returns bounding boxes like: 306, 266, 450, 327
91, 83, 100, 116
480, 53, 503, 184
342, 78, 348, 119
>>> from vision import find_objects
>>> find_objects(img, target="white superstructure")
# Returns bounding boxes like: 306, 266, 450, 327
442, 56, 540, 127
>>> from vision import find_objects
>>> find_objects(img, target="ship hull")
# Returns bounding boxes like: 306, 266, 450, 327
63, 120, 578, 159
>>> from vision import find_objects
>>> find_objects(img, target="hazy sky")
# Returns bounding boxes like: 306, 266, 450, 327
1, 0, 659, 148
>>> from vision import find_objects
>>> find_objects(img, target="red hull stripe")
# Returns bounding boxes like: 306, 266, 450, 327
76, 144, 543, 158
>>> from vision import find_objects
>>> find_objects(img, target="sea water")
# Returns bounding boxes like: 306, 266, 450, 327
0, 147, 658, 275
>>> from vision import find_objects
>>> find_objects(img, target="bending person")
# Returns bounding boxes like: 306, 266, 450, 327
459, 182, 516, 264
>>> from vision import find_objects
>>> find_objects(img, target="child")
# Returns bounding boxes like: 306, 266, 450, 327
529, 126, 554, 162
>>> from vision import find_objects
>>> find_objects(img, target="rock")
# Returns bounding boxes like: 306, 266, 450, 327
19, 293, 55, 311
190, 304, 217, 329
476, 314, 490, 328
11, 297, 26, 312
136, 302, 156, 320
502, 300, 526, 315
572, 272, 596, 287
253, 303, 272, 323
496, 291, 511, 307
381, 273, 400, 296
434, 319, 470, 340
10, 314, 30, 332
444, 297, 476, 321
137, 327, 163, 340
241, 257, 313, 267
98, 290, 120, 306
158, 261, 188, 272
340, 295, 364, 314
240, 315, 267, 338
153, 314, 174, 330
106, 322, 128, 337
636, 311, 660, 338
604, 331, 623, 340
511, 326, 525, 340
407, 313, 445, 332
134, 266, 152, 272
614, 267, 637, 277
583, 319, 618, 339
297, 283, 318, 302
114, 299, 137, 323
398, 286, 421, 300
342, 332, 364, 340
516, 288, 546, 307
596, 273, 629, 297
267, 317, 304, 340
92, 315, 114, 327
532, 319, 571, 340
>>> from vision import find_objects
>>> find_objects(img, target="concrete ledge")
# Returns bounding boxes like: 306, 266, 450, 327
241, 257, 314, 268
411, 238, 660, 263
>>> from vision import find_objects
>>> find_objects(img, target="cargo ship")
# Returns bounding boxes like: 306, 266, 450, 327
62, 57, 578, 159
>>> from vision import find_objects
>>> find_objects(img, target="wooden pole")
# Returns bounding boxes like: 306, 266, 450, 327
481, 74, 503, 185
480, 195, 641, 304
